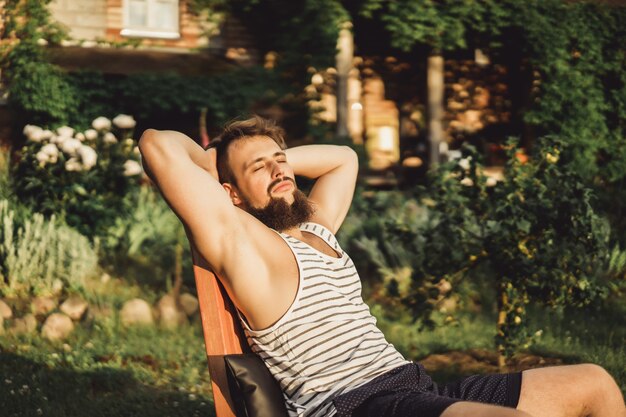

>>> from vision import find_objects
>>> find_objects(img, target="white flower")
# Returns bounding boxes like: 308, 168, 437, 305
103, 132, 118, 144
123, 160, 142, 176
41, 143, 59, 157
485, 177, 498, 187
112, 114, 136, 129
51, 135, 67, 145
78, 145, 97, 170
36, 151, 49, 164
43, 147, 59, 162
57, 126, 75, 138
36, 38, 48, 46
23, 124, 38, 136
133, 146, 140, 156
24, 125, 45, 142
84, 129, 98, 141
92, 116, 111, 131
75, 132, 85, 141
61, 138, 82, 156
65, 158, 82, 172
41, 129, 54, 141
460, 177, 474, 187
458, 157, 472, 171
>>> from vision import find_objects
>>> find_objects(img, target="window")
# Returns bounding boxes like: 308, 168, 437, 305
121, 0, 180, 39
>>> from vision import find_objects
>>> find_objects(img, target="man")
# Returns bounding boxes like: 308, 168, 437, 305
139, 116, 625, 417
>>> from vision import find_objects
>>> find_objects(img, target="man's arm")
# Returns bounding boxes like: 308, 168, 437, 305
286, 145, 358, 233
138, 129, 243, 274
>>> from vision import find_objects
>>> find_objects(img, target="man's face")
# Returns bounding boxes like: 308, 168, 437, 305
224, 136, 313, 231
227, 135, 296, 209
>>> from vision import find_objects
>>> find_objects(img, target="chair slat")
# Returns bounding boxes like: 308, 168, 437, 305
192, 247, 246, 417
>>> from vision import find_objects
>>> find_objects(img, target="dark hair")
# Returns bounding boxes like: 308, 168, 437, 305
208, 115, 287, 185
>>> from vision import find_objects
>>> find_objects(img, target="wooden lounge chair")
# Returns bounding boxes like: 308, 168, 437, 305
191, 245, 288, 417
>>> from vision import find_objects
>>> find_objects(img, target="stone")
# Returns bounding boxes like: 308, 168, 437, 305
120, 298, 154, 327
12, 314, 37, 335
31, 296, 57, 317
156, 295, 187, 328
438, 296, 458, 313
60, 296, 88, 321
179, 293, 199, 317
41, 313, 74, 341
0, 299, 12, 319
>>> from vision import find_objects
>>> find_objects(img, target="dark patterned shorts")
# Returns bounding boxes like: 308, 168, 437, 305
333, 363, 522, 417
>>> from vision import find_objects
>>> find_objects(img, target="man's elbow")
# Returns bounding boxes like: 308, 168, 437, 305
342, 146, 359, 170
138, 128, 159, 153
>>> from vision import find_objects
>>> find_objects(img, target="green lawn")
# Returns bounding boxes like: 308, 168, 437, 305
1, 293, 624, 416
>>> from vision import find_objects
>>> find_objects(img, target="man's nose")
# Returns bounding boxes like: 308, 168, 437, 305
270, 161, 284, 178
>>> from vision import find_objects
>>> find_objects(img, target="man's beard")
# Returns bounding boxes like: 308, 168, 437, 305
242, 187, 314, 232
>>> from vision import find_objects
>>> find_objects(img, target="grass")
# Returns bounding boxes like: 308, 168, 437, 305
0, 319, 215, 417
528, 301, 626, 394
374, 298, 626, 395
0, 273, 215, 417
1, 272, 624, 415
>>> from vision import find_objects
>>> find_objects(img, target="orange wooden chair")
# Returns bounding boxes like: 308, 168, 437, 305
191, 245, 288, 417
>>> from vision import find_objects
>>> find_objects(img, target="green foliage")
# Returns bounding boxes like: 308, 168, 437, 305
100, 186, 191, 288
191, 0, 349, 114
0, 150, 10, 201
0, 0, 73, 126
359, 0, 626, 240
341, 189, 472, 329
66, 68, 285, 130
11, 117, 142, 238
442, 138, 618, 357
0, 199, 98, 298
346, 138, 621, 357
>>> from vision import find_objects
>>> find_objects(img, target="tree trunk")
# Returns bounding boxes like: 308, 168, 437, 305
427, 54, 444, 167
496, 285, 508, 369
336, 22, 353, 139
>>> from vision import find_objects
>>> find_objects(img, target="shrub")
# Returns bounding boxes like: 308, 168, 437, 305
0, 199, 98, 297
11, 115, 143, 238
99, 186, 192, 288
347, 137, 622, 363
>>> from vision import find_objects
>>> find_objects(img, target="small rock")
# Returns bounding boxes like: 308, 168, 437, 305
120, 298, 154, 326
438, 297, 458, 313
0, 300, 12, 319
41, 313, 74, 341
179, 293, 199, 317
156, 295, 187, 328
60, 296, 88, 321
31, 296, 57, 317
12, 314, 37, 335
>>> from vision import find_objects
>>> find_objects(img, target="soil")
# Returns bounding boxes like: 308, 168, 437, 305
418, 349, 566, 383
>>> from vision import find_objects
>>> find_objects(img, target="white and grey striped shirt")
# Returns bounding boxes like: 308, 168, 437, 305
239, 222, 409, 417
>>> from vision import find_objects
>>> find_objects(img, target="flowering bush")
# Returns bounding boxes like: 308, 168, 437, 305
12, 115, 143, 238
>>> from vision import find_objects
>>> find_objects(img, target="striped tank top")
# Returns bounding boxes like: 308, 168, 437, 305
239, 222, 409, 416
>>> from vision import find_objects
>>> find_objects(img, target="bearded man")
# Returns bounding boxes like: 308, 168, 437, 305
139, 116, 625, 417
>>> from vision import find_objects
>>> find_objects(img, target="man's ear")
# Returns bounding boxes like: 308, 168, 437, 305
222, 183, 243, 206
